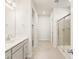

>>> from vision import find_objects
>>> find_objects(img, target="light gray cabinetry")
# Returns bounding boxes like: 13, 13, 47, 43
12, 41, 24, 59
12, 47, 23, 59
5, 50, 11, 59
24, 44, 28, 59
5, 39, 28, 59
23, 39, 28, 59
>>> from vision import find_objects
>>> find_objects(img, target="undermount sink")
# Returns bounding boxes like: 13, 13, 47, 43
5, 38, 15, 44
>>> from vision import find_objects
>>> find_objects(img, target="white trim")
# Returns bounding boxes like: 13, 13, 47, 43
50, 11, 54, 45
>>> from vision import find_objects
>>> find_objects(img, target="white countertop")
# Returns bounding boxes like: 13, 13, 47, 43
5, 36, 28, 52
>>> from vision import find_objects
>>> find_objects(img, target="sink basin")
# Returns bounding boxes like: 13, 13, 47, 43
5, 39, 15, 44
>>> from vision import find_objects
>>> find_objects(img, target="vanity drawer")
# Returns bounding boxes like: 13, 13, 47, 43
24, 43, 28, 59
5, 50, 11, 59
12, 41, 24, 54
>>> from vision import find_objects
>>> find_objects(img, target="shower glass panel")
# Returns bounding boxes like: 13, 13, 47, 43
63, 15, 71, 49
57, 14, 71, 50
58, 19, 65, 47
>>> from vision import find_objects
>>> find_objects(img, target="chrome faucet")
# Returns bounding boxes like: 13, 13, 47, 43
67, 49, 73, 54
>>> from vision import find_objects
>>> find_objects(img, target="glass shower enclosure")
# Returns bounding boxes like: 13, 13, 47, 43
57, 14, 72, 59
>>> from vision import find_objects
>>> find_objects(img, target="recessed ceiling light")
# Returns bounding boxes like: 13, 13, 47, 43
42, 11, 46, 15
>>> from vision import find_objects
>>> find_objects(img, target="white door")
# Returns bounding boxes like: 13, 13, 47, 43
38, 16, 51, 41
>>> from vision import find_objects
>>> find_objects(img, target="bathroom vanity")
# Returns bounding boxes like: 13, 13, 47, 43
5, 37, 28, 59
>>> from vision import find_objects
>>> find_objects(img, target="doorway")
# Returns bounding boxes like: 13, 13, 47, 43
38, 16, 51, 41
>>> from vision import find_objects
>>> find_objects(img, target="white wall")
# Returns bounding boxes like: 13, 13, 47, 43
38, 16, 51, 40
53, 8, 69, 21
51, 8, 69, 47
16, 0, 30, 37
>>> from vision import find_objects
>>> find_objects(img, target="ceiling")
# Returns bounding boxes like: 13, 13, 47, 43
33, 0, 71, 16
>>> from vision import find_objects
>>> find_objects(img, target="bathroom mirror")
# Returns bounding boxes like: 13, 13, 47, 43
5, 1, 16, 41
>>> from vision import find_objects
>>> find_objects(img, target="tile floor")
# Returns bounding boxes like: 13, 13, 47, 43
32, 40, 66, 59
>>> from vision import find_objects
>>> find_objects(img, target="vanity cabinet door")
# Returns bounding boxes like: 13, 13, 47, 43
5, 55, 11, 59
5, 50, 11, 59
12, 47, 23, 59
24, 43, 28, 59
